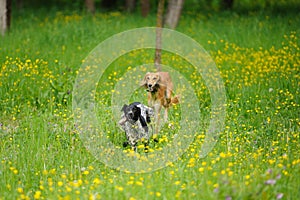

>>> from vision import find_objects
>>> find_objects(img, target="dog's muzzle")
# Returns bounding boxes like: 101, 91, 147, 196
147, 84, 157, 92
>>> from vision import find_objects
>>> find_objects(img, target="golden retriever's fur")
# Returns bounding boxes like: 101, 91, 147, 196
141, 72, 178, 131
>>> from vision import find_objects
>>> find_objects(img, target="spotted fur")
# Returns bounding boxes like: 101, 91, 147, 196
118, 102, 154, 150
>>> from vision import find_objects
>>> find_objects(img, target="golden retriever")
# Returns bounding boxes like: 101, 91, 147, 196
141, 72, 178, 131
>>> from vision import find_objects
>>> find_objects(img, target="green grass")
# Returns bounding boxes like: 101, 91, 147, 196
1, 7, 300, 200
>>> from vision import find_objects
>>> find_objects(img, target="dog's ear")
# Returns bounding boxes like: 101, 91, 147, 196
121, 104, 128, 112
146, 114, 151, 123
139, 115, 147, 127
155, 73, 161, 83
140, 72, 150, 87
131, 105, 141, 121
139, 115, 149, 132
145, 108, 153, 123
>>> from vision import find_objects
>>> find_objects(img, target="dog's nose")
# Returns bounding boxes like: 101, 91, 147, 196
148, 84, 152, 88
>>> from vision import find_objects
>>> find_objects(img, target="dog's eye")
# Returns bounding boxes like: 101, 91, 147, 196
153, 77, 157, 80
146, 77, 150, 80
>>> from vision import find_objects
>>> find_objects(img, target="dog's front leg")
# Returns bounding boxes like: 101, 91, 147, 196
153, 103, 161, 134
165, 89, 172, 105
164, 107, 168, 122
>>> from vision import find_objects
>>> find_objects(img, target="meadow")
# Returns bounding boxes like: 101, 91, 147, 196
0, 6, 300, 200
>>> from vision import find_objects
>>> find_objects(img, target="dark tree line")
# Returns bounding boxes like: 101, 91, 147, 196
0, 0, 186, 35
2, 0, 299, 36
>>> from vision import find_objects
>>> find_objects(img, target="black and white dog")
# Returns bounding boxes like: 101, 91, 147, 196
118, 102, 154, 150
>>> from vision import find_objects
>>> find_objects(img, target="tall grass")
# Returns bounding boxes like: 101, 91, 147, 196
0, 8, 299, 199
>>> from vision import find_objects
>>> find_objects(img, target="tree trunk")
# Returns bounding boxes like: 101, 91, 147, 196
125, 0, 135, 12
85, 0, 95, 14
0, 0, 7, 36
140, 0, 150, 17
154, 0, 165, 71
165, 0, 184, 29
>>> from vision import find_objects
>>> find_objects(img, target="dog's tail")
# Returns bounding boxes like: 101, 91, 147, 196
171, 95, 179, 105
